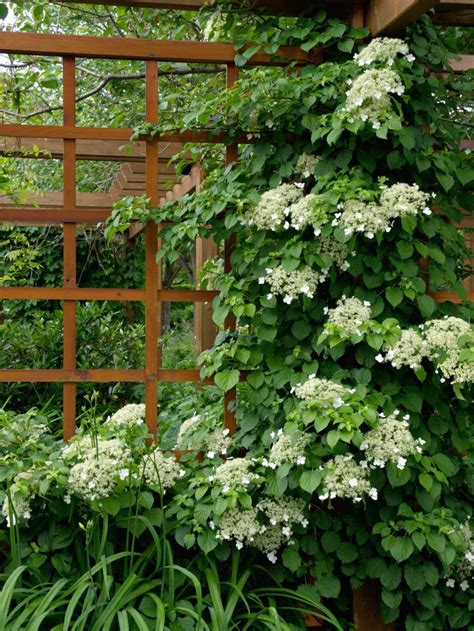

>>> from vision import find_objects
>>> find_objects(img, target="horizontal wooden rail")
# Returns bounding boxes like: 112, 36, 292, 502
0, 31, 320, 65
0, 368, 208, 382
428, 291, 474, 303
0, 124, 255, 145
0, 208, 111, 223
0, 287, 218, 302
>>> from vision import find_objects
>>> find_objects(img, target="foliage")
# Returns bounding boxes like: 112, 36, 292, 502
0, 405, 343, 630
105, 14, 474, 631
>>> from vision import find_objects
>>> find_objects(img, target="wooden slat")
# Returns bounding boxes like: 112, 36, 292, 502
62, 56, 77, 440
0, 31, 318, 65
0, 287, 218, 302
224, 63, 239, 436
0, 208, 111, 223
366, 0, 441, 35
434, 0, 474, 26
448, 54, 474, 72
54, 0, 311, 14
144, 60, 160, 438
0, 124, 255, 145
429, 291, 474, 303
1, 192, 113, 208
0, 369, 146, 383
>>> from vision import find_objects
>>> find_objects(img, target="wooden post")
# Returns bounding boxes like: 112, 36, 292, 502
62, 56, 77, 440
144, 60, 160, 439
353, 580, 396, 631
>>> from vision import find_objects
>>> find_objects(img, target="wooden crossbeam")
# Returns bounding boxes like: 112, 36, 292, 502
433, 0, 474, 26
0, 138, 185, 162
0, 31, 319, 65
366, 0, 441, 35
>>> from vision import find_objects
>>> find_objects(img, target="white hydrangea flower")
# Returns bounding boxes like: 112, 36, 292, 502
354, 38, 411, 67
261, 266, 321, 302
384, 329, 427, 370
343, 68, 405, 126
423, 317, 473, 384
326, 296, 372, 338
379, 183, 431, 218
362, 413, 419, 469
319, 455, 372, 502
212, 458, 258, 489
293, 376, 351, 406
106, 403, 146, 428
268, 430, 311, 467
339, 199, 391, 237
294, 153, 319, 178
316, 237, 350, 271
244, 184, 303, 230
143, 449, 183, 491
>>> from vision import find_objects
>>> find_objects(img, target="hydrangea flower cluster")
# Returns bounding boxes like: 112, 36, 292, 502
343, 68, 405, 128
292, 375, 353, 407
324, 296, 372, 338
316, 237, 350, 271
294, 153, 319, 179
143, 449, 184, 491
67, 439, 132, 502
353, 38, 414, 67
383, 329, 427, 370
318, 454, 377, 503
360, 411, 423, 470
338, 183, 431, 238
2, 471, 37, 526
446, 520, 474, 592
216, 496, 308, 563
380, 316, 473, 384
264, 429, 311, 468
209, 457, 258, 492
106, 403, 146, 428
260, 266, 322, 303
175, 413, 232, 457
244, 184, 303, 230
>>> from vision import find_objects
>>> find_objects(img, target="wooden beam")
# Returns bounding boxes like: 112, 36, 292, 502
0, 31, 318, 65
0, 137, 185, 162
0, 208, 111, 223
433, 0, 474, 26
448, 54, 474, 72
0, 287, 217, 302
366, 0, 441, 35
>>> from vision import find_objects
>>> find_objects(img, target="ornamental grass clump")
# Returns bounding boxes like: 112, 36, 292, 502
360, 412, 423, 470
260, 266, 322, 303
244, 183, 303, 230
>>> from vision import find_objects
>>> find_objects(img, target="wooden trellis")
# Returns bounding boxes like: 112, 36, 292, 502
0, 30, 321, 440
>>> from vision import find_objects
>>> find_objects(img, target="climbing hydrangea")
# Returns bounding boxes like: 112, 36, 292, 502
379, 182, 431, 217
339, 199, 389, 238
143, 449, 184, 490
343, 68, 405, 127
106, 403, 146, 428
318, 454, 376, 503
384, 329, 427, 370
265, 429, 311, 468
210, 458, 258, 491
67, 439, 132, 502
294, 153, 319, 179
260, 266, 323, 303
244, 184, 303, 230
325, 296, 372, 338
354, 37, 414, 67
175, 414, 232, 456
316, 237, 350, 271
292, 376, 352, 407
360, 412, 423, 469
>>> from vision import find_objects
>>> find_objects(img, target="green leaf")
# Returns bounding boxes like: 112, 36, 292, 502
381, 565, 402, 590
432, 454, 458, 476
337, 542, 358, 563
214, 370, 240, 392
299, 470, 321, 494
386, 287, 403, 307
404, 565, 426, 591
0, 4, 8, 20
387, 462, 411, 487
321, 531, 341, 553
417, 294, 436, 318
412, 532, 426, 551
337, 38, 354, 53
418, 473, 433, 492
101, 496, 121, 516
282, 548, 302, 572
436, 171, 454, 192
197, 531, 218, 554
422, 563, 439, 586
397, 241, 414, 259
291, 321, 310, 340
381, 589, 402, 609
426, 532, 445, 554
390, 537, 414, 562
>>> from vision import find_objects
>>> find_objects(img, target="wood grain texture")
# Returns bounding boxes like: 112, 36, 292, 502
1, 31, 319, 65
366, 0, 441, 35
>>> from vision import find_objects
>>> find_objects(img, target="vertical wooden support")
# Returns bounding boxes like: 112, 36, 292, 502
353, 580, 396, 631
351, 3, 365, 28
144, 61, 160, 439
224, 64, 239, 434
62, 56, 77, 440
